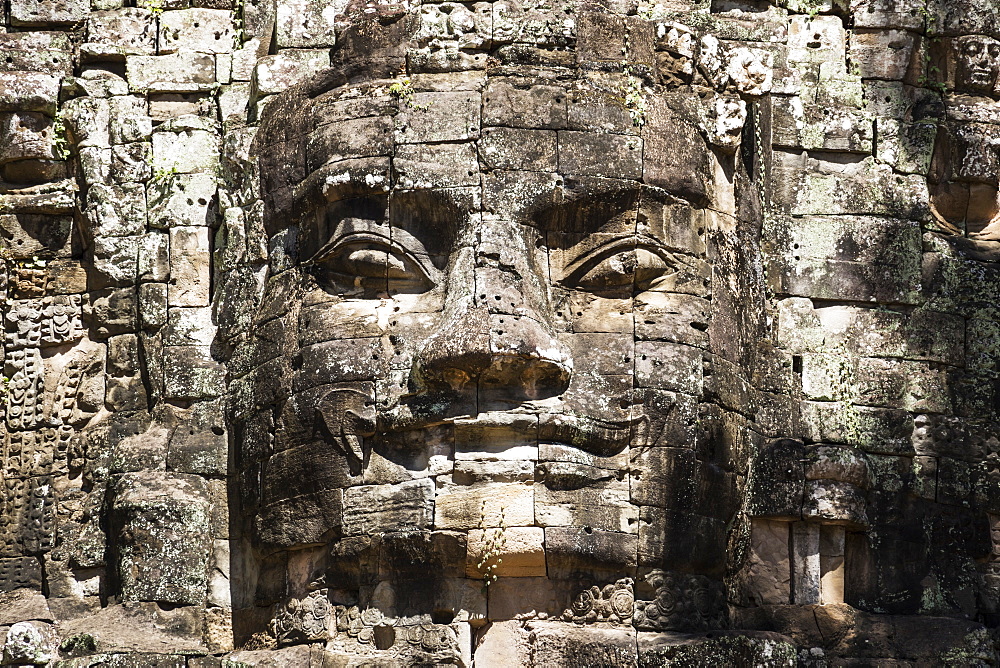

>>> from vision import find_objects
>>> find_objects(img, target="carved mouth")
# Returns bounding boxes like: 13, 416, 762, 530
376, 401, 644, 456
968, 68, 995, 83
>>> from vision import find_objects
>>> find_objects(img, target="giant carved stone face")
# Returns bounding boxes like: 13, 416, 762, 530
956, 34, 1000, 94
233, 14, 766, 658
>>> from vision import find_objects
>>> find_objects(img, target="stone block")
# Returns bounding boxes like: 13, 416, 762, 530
393, 141, 480, 189
159, 9, 235, 54
2, 621, 55, 665
126, 52, 217, 92
0, 214, 73, 258
850, 0, 925, 29
86, 183, 147, 237
544, 527, 638, 579
395, 91, 481, 144
0, 73, 60, 115
482, 80, 567, 129
140, 284, 168, 329
107, 333, 141, 376
163, 345, 225, 398
434, 481, 534, 529
218, 82, 251, 119
530, 621, 638, 667
629, 447, 696, 508
168, 226, 212, 307
786, 16, 847, 65
257, 469, 347, 547
777, 300, 964, 365
110, 471, 211, 605
78, 146, 112, 185
535, 475, 637, 533
92, 287, 138, 337
108, 95, 153, 144
743, 518, 791, 606
479, 127, 557, 171
0, 558, 43, 594
486, 577, 568, 621
84, 9, 157, 60
0, 588, 50, 623
875, 118, 936, 175
375, 531, 469, 584
557, 130, 642, 179
474, 620, 532, 665
276, 0, 345, 47
454, 413, 538, 462
342, 479, 435, 536
638, 633, 797, 666
151, 126, 220, 175
252, 50, 329, 96
167, 401, 227, 475
767, 215, 921, 304
139, 230, 170, 282
771, 98, 872, 153
92, 235, 140, 287
10, 0, 87, 26
466, 527, 545, 578
147, 172, 217, 227
0, 32, 73, 75
802, 480, 868, 525
849, 28, 918, 81
110, 141, 152, 183
634, 340, 702, 394
305, 115, 393, 172
164, 306, 216, 346
791, 521, 820, 604
774, 153, 929, 220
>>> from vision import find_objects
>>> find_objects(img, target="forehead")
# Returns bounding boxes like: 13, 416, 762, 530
264, 73, 711, 246
960, 35, 1000, 52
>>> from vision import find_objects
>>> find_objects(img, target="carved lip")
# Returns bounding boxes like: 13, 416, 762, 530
378, 405, 643, 456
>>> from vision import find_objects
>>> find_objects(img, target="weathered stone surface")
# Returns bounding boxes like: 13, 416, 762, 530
252, 50, 330, 96
126, 52, 217, 92
84, 9, 157, 60
10, 0, 86, 26
110, 472, 211, 605
158, 9, 235, 55
276, 0, 345, 48
1, 2, 999, 665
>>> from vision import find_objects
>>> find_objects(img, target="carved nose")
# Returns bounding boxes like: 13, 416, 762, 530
416, 295, 573, 401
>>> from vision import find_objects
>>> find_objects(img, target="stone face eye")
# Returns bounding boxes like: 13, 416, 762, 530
313, 238, 433, 293
564, 245, 674, 293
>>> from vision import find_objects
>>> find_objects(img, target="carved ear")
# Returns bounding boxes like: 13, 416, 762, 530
314, 387, 377, 466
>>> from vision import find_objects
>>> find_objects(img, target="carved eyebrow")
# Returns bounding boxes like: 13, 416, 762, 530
559, 235, 678, 282
306, 218, 434, 266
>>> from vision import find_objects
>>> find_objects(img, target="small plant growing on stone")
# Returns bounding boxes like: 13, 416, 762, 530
142, 0, 164, 16
51, 115, 70, 160
620, 66, 648, 127
388, 77, 431, 110
232, 0, 247, 47
152, 165, 179, 181
477, 502, 508, 591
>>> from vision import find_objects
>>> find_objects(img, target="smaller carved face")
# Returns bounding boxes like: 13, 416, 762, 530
727, 49, 772, 97
956, 35, 1000, 95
